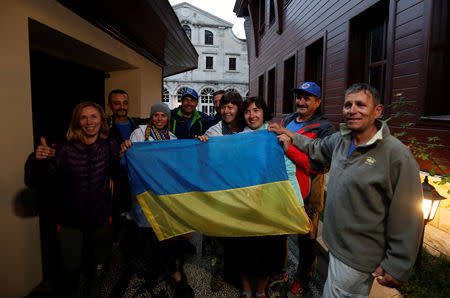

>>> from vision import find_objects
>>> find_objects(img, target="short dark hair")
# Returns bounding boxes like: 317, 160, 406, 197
345, 83, 381, 105
108, 89, 128, 104
220, 91, 243, 108
212, 90, 225, 97
241, 97, 272, 122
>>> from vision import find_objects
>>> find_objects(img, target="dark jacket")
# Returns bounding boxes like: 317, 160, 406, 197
281, 112, 334, 212
171, 107, 213, 139
107, 116, 148, 144
26, 138, 121, 230
212, 112, 222, 125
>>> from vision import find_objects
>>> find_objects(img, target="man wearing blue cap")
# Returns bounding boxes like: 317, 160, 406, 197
267, 82, 334, 297
171, 88, 214, 139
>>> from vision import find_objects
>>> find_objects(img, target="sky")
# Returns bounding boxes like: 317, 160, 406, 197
168, 0, 246, 39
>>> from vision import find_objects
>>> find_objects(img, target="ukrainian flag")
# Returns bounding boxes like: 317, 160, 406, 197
121, 130, 310, 241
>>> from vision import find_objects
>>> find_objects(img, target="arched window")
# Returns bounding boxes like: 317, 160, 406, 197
162, 88, 169, 103
182, 25, 191, 40
226, 88, 238, 93
205, 30, 213, 45
200, 87, 215, 116
177, 87, 190, 105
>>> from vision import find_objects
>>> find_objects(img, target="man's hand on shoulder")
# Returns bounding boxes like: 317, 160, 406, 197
372, 266, 403, 288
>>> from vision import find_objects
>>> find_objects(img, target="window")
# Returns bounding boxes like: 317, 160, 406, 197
226, 88, 238, 93
258, 74, 265, 99
205, 56, 213, 69
229, 58, 236, 71
348, 1, 388, 104
200, 87, 215, 116
305, 38, 324, 89
205, 30, 213, 45
162, 88, 169, 103
425, 0, 450, 117
283, 55, 296, 113
182, 25, 191, 40
268, 67, 276, 115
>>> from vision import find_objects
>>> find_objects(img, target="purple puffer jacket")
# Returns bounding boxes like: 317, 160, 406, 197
51, 138, 120, 230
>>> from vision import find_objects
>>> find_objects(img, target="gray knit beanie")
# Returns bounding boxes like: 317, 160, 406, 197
150, 102, 171, 121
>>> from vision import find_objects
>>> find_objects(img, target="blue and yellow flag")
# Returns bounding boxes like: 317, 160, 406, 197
121, 130, 310, 240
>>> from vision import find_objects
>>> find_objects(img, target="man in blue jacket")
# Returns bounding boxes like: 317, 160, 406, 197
171, 88, 213, 139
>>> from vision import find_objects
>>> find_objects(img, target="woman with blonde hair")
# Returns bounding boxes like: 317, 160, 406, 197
29, 101, 122, 297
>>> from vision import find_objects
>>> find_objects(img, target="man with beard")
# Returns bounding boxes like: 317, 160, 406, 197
171, 88, 214, 139
107, 89, 147, 143
267, 82, 334, 297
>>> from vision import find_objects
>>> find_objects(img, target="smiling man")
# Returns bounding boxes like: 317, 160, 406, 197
267, 82, 334, 297
171, 88, 213, 139
107, 89, 148, 144
269, 83, 423, 297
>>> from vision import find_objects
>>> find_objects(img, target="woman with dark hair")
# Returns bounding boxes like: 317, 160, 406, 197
237, 97, 305, 298
196, 91, 244, 293
28, 101, 122, 297
203, 91, 243, 137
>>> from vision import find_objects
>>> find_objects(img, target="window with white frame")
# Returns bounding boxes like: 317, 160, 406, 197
205, 30, 214, 45
229, 57, 237, 71
200, 87, 215, 116
206, 56, 213, 69
162, 88, 169, 103
182, 25, 191, 40
176, 87, 190, 105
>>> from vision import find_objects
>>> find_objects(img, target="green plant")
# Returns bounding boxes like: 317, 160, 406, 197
399, 250, 450, 297
387, 93, 450, 190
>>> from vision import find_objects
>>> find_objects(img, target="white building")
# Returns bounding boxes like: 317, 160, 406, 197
164, 2, 249, 116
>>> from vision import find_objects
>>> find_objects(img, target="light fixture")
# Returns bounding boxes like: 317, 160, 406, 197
416, 176, 447, 267
422, 176, 446, 223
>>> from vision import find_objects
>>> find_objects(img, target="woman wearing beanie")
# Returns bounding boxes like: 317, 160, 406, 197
124, 102, 194, 297
130, 102, 176, 142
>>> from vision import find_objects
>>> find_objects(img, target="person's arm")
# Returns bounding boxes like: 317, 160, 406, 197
376, 149, 424, 285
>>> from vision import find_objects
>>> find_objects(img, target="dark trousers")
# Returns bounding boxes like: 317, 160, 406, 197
294, 210, 320, 283
58, 222, 112, 297
38, 210, 60, 282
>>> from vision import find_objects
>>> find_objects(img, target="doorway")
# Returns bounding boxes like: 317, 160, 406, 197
29, 50, 106, 148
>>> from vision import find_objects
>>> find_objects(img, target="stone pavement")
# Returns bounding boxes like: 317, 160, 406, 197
182, 232, 324, 298
106, 231, 324, 297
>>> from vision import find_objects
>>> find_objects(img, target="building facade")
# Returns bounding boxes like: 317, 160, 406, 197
165, 2, 249, 116
234, 0, 449, 171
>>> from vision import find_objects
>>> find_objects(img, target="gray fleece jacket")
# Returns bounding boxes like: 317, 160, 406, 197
292, 120, 423, 282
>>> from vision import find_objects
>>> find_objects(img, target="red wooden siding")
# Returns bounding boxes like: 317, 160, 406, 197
238, 0, 449, 171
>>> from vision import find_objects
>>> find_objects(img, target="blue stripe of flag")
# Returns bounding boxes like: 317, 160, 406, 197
121, 130, 288, 196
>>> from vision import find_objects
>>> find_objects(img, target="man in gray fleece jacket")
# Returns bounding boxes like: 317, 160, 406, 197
269, 83, 423, 297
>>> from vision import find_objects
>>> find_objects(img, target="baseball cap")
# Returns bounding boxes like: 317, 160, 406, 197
181, 88, 199, 101
291, 82, 321, 98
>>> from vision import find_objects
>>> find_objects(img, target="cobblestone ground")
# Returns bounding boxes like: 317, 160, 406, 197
101, 232, 324, 298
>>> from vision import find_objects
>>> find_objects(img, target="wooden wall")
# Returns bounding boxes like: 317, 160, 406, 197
243, 0, 449, 171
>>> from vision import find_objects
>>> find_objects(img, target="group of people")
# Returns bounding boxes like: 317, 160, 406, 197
25, 81, 423, 298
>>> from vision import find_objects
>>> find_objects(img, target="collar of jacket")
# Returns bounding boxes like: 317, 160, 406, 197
339, 119, 389, 147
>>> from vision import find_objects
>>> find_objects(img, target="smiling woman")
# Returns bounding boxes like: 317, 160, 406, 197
66, 102, 109, 144
26, 101, 122, 297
